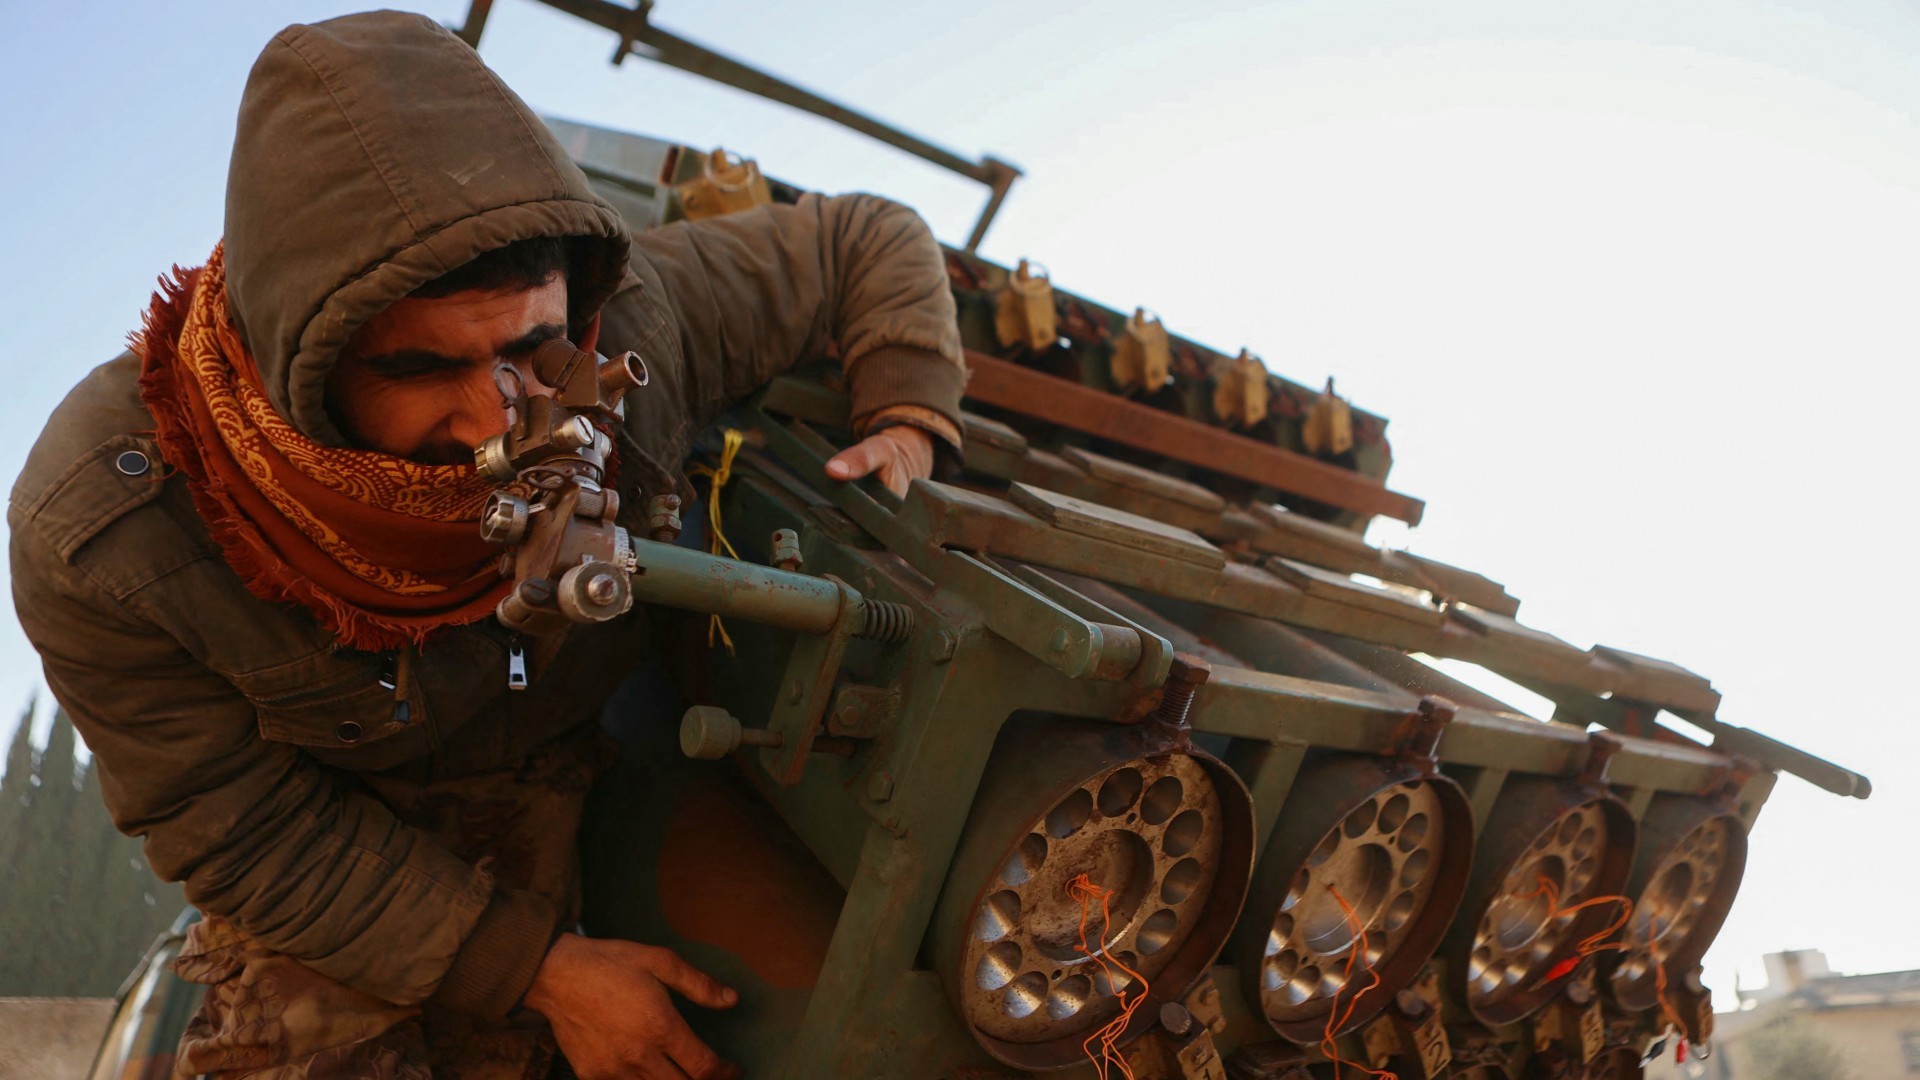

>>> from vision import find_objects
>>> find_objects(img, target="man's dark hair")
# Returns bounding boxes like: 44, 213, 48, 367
413, 236, 570, 297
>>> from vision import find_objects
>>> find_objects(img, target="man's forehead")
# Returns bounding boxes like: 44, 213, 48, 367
347, 281, 568, 360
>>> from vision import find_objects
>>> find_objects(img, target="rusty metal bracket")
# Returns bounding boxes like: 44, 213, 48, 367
1579, 730, 1625, 789
825, 683, 898, 739
1387, 694, 1455, 763
759, 574, 860, 784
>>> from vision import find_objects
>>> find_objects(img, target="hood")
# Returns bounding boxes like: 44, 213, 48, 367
223, 10, 631, 444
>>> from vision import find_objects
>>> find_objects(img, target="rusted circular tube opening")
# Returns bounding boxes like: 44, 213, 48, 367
1236, 759, 1473, 1045
1455, 790, 1637, 1027
933, 721, 1254, 1072
1608, 801, 1747, 1012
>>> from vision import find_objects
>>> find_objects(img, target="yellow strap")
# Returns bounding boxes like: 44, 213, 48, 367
687, 428, 746, 654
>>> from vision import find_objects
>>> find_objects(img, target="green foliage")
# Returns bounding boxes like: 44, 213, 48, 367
0, 701, 184, 997
1745, 1016, 1857, 1080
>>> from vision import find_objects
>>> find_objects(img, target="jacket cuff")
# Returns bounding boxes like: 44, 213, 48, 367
846, 345, 966, 433
429, 889, 558, 1019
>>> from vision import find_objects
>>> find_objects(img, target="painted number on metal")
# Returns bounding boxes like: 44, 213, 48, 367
1579, 1002, 1605, 1063
1415, 1014, 1452, 1076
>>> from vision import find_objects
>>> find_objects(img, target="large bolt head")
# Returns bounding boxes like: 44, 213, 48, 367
585, 572, 619, 606
556, 562, 632, 623
1167, 653, 1213, 686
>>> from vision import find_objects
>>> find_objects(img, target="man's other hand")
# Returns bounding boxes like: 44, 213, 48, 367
522, 933, 743, 1079
824, 425, 934, 497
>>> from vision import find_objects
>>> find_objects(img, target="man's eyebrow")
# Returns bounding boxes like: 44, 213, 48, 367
351, 323, 568, 375
498, 322, 568, 358
355, 348, 468, 374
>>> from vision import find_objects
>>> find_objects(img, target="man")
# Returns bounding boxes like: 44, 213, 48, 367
9, 12, 965, 1080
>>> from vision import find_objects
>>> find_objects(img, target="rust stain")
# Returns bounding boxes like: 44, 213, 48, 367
657, 775, 843, 990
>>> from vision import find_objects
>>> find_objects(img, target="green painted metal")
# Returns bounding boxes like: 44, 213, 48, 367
533, 102, 1874, 1070
519, 100, 1872, 1063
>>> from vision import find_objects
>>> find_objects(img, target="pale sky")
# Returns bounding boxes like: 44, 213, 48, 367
2, 0, 1915, 1002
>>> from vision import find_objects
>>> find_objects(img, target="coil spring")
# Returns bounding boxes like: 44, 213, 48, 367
856, 600, 914, 644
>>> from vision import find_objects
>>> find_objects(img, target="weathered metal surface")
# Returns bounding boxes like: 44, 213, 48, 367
1264, 557, 1447, 628
965, 352, 1428, 525
1008, 482, 1226, 568
1058, 446, 1226, 514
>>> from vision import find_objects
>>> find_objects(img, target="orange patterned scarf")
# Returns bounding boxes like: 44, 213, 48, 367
135, 245, 511, 650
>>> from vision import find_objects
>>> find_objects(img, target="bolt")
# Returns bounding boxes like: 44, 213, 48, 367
1155, 653, 1213, 728
550, 415, 595, 451
867, 770, 894, 802
930, 629, 957, 663
771, 528, 803, 572
585, 571, 620, 606
1050, 627, 1071, 653
1395, 988, 1429, 1018
1565, 978, 1594, 1006
1158, 1001, 1194, 1036
787, 679, 803, 705
520, 578, 555, 606
645, 494, 683, 543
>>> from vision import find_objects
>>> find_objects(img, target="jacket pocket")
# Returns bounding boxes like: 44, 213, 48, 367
245, 657, 436, 768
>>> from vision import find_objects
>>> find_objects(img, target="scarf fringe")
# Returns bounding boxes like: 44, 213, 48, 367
134, 257, 500, 652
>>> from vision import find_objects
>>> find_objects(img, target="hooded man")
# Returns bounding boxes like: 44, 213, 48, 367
10, 12, 966, 1080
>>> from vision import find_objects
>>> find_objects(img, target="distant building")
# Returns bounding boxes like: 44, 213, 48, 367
1644, 950, 1920, 1080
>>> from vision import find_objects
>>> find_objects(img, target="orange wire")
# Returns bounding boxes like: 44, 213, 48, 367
1067, 873, 1150, 1080
1516, 874, 1635, 983
1648, 914, 1690, 1037
1319, 883, 1396, 1080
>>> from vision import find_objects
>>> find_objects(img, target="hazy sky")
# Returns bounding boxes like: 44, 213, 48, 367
2, 0, 1915, 1002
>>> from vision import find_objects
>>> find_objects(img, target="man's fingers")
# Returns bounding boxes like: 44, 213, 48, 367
658, 1014, 740, 1080
825, 440, 883, 480
636, 1050, 694, 1080
645, 947, 740, 1010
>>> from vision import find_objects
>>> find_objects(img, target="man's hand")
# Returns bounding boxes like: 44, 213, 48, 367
825, 425, 935, 497
522, 933, 743, 1080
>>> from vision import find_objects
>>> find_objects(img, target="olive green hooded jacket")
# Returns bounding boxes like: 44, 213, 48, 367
8, 11, 962, 1019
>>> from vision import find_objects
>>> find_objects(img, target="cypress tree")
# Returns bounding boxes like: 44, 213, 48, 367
0, 704, 184, 996
0, 704, 37, 991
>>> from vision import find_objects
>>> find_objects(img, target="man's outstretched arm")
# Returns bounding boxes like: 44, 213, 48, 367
603, 191, 967, 494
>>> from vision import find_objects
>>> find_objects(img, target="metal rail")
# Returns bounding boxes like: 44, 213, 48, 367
458, 0, 1022, 251
964, 351, 1429, 524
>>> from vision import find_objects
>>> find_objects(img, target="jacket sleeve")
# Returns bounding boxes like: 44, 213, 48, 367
9, 522, 553, 1018
601, 191, 966, 458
